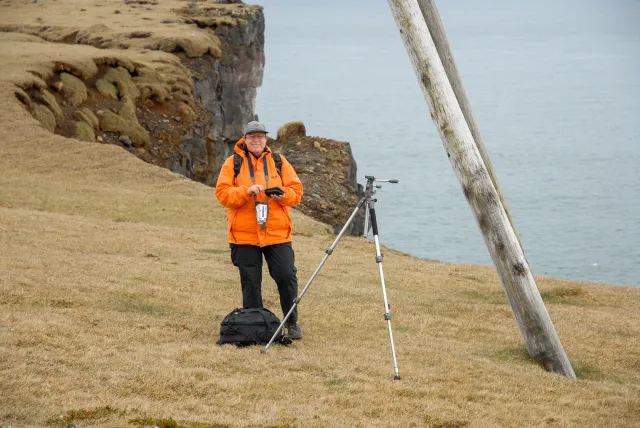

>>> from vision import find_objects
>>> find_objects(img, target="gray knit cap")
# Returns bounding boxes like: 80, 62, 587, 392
243, 121, 268, 135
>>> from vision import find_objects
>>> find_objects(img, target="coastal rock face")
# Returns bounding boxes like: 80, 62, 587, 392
269, 132, 365, 236
2, 0, 363, 235
176, 10, 265, 183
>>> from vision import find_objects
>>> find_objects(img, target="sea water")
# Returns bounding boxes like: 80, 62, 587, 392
256, 0, 640, 286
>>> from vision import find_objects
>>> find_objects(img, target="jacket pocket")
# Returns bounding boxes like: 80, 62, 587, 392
234, 208, 257, 234
228, 210, 238, 241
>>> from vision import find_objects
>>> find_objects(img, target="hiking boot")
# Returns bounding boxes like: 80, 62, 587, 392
287, 323, 303, 340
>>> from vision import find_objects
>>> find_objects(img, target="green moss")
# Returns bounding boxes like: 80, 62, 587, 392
48, 405, 122, 426
540, 285, 589, 306
95, 78, 118, 99
60, 72, 88, 106
276, 121, 306, 142
104, 66, 140, 100
127, 417, 232, 428
423, 415, 469, 428
120, 96, 137, 121
98, 97, 149, 148
139, 83, 171, 103
99, 110, 149, 147
199, 248, 227, 254
15, 87, 33, 109
49, 299, 75, 308
461, 290, 505, 305
73, 107, 99, 130
491, 346, 534, 363
129, 418, 178, 428
172, 81, 192, 97
134, 67, 172, 103
31, 103, 56, 132
173, 91, 193, 107
178, 103, 196, 125
74, 120, 95, 142
40, 89, 63, 118
570, 359, 604, 380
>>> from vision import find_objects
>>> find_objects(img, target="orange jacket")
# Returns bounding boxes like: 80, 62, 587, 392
215, 138, 304, 246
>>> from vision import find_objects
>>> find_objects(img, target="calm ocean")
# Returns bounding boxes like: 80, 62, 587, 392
256, 0, 639, 286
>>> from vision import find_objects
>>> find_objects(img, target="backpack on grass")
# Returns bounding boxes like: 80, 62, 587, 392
217, 307, 291, 346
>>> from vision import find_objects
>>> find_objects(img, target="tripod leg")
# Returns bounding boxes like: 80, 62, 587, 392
363, 204, 370, 238
368, 203, 401, 380
261, 198, 367, 353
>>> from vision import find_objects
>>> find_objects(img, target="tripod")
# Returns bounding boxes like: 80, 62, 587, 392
261, 176, 401, 381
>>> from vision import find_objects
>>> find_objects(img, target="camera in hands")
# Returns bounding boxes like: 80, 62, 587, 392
265, 187, 285, 197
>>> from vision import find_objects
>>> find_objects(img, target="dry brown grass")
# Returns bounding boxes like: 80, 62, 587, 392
1, 84, 639, 428
0, 0, 261, 58
1, 2, 640, 427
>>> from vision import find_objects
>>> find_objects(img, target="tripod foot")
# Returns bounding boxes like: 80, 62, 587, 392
394, 375, 401, 381
260, 349, 267, 354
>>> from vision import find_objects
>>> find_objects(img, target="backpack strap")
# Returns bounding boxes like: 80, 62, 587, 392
233, 151, 283, 184
233, 152, 243, 184
272, 152, 283, 178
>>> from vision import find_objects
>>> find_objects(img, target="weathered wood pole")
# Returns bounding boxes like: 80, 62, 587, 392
386, 0, 576, 378
416, 0, 521, 247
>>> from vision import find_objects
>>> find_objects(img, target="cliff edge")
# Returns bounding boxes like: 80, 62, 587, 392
0, 0, 362, 234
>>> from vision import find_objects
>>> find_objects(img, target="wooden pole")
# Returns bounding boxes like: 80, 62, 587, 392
386, 0, 575, 378
416, 0, 522, 247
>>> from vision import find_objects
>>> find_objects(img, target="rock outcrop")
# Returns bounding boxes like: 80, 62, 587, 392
174, 8, 265, 183
277, 121, 307, 142
269, 131, 365, 235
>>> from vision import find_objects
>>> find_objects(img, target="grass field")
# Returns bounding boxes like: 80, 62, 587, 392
1, 2, 640, 425
1, 85, 639, 427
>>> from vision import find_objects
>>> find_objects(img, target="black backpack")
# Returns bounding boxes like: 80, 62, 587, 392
233, 152, 283, 184
217, 307, 290, 346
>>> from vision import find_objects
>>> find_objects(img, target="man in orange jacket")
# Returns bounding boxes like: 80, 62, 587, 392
215, 121, 304, 339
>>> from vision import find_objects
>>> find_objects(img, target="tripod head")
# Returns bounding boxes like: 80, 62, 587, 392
362, 175, 398, 240
364, 175, 399, 198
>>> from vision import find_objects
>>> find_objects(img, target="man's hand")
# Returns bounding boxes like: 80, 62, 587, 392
247, 184, 264, 196
269, 194, 285, 201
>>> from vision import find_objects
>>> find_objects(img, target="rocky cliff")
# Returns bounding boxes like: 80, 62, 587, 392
269, 123, 365, 236
0, 0, 363, 234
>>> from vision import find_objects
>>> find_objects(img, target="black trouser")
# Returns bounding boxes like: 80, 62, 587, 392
230, 242, 299, 324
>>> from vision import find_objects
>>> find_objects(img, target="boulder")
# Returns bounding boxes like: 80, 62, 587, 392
277, 121, 306, 142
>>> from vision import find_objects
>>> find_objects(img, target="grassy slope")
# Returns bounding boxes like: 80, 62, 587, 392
1, 3, 640, 428
2, 80, 640, 428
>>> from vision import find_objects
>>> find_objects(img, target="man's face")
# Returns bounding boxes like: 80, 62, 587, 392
245, 132, 268, 155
